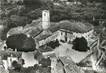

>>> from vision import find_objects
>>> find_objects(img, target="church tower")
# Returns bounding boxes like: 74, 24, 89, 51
42, 10, 51, 34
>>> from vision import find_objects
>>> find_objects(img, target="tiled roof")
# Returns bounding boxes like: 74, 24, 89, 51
35, 32, 51, 42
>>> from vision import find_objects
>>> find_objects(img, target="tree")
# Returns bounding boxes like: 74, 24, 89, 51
27, 8, 42, 20
39, 57, 51, 67
72, 37, 90, 52
6, 33, 36, 52
10, 15, 28, 27
23, 0, 43, 10
0, 18, 11, 40
12, 61, 22, 72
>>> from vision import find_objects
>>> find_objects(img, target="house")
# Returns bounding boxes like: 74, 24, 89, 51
0, 51, 21, 70
7, 54, 18, 68
21, 52, 38, 67
0, 56, 9, 73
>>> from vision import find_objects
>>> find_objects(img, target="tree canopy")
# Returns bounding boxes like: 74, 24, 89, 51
72, 37, 90, 52
6, 33, 36, 52
23, 0, 43, 9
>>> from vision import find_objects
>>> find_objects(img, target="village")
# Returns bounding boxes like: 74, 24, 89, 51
0, 9, 99, 73
0, 0, 106, 73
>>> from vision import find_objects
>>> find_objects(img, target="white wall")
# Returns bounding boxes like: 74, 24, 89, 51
42, 10, 50, 30
22, 52, 38, 67
51, 58, 57, 73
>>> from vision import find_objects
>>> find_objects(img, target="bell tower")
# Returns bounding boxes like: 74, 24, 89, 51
42, 10, 51, 34
42, 10, 50, 30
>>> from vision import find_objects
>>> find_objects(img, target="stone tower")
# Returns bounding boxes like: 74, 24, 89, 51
42, 10, 50, 34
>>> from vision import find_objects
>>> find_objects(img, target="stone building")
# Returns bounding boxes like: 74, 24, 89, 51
36, 28, 94, 48
34, 10, 94, 47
